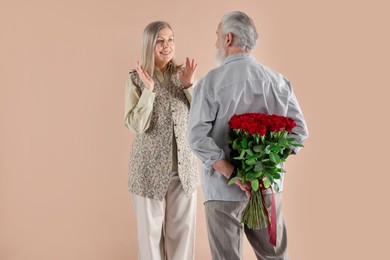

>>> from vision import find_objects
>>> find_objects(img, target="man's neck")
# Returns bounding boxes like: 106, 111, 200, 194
226, 47, 250, 57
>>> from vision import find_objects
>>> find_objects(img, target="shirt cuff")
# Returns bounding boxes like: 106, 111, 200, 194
138, 88, 155, 107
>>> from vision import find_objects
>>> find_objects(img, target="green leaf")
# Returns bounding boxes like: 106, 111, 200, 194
228, 176, 240, 186
265, 173, 274, 184
292, 143, 304, 147
254, 163, 263, 172
273, 182, 280, 192
234, 129, 241, 134
273, 172, 281, 179
286, 137, 297, 142
278, 139, 290, 147
270, 145, 282, 152
239, 150, 246, 159
273, 167, 282, 173
247, 170, 262, 180
253, 171, 263, 179
251, 179, 259, 191
265, 145, 271, 154
244, 165, 254, 172
253, 145, 264, 153
241, 138, 248, 149
246, 155, 257, 165
241, 161, 247, 169
255, 135, 260, 144
246, 171, 257, 180
281, 148, 291, 159
269, 152, 280, 163
232, 139, 240, 150
245, 149, 254, 156
263, 178, 271, 189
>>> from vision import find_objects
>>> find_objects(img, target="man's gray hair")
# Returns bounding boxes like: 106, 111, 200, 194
220, 11, 259, 51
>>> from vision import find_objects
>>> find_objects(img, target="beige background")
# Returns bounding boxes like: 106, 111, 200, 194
1, 0, 389, 259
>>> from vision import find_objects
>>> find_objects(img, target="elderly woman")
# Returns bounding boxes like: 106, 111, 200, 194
124, 21, 200, 260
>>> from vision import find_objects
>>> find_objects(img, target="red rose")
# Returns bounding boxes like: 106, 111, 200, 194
255, 113, 266, 120
241, 122, 250, 133
269, 122, 280, 132
278, 121, 287, 131
240, 114, 252, 123
229, 113, 296, 133
228, 114, 242, 129
285, 118, 296, 131
256, 125, 267, 136
260, 117, 271, 127
247, 122, 258, 135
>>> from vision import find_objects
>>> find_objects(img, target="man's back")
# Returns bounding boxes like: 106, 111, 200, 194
188, 52, 308, 202
214, 54, 290, 112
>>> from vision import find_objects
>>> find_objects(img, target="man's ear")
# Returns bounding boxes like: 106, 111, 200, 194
225, 32, 234, 47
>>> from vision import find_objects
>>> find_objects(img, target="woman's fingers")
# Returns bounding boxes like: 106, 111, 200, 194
133, 61, 154, 91
185, 57, 197, 71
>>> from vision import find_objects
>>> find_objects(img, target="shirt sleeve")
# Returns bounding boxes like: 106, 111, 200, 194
183, 86, 193, 104
187, 79, 225, 168
285, 82, 309, 154
124, 75, 156, 134
182, 79, 197, 104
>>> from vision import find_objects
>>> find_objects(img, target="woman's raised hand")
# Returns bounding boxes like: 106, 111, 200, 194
181, 57, 197, 89
134, 60, 154, 91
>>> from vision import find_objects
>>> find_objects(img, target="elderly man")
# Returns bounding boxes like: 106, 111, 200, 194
188, 11, 308, 260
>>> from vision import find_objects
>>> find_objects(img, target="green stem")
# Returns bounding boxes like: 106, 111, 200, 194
242, 190, 269, 229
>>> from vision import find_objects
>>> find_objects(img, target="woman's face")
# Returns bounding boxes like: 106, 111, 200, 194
154, 27, 175, 70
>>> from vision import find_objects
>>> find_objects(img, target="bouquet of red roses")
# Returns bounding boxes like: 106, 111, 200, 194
227, 113, 302, 245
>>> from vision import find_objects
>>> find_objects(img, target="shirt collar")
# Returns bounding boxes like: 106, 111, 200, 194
155, 61, 172, 75
223, 53, 255, 65
154, 61, 173, 83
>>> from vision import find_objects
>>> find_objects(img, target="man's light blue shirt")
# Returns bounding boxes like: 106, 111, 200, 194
188, 53, 309, 203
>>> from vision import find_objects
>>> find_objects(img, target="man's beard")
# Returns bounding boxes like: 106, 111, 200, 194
215, 46, 226, 66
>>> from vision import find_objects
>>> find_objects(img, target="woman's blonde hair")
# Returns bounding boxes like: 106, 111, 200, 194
141, 21, 180, 77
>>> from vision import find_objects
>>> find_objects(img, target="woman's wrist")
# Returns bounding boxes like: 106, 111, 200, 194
182, 83, 193, 89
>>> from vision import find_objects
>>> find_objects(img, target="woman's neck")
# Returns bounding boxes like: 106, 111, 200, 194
155, 61, 169, 73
